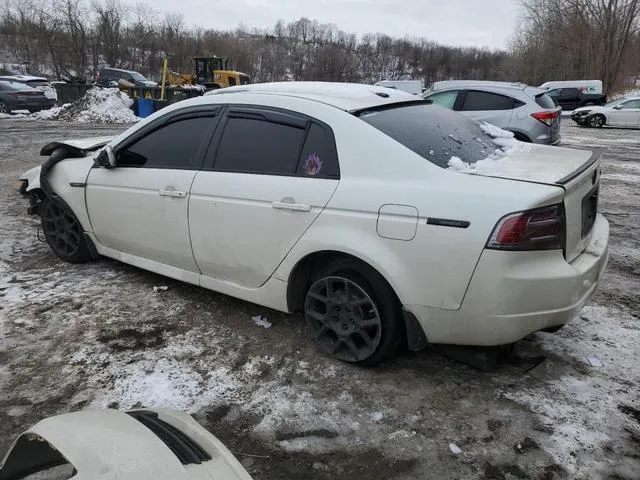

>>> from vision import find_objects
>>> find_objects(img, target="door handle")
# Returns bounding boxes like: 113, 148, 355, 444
159, 189, 187, 198
272, 201, 312, 212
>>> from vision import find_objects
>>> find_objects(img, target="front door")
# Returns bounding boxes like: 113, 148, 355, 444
189, 107, 340, 288
86, 111, 220, 272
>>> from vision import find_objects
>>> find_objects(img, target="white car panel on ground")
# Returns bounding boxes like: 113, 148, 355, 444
0, 408, 253, 480
19, 82, 609, 364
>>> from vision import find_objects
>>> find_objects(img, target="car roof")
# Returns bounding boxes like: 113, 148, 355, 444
0, 75, 48, 82
430, 80, 530, 91
205, 81, 421, 111
100, 67, 137, 74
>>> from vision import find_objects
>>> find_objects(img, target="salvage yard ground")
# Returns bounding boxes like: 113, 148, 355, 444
0, 119, 638, 479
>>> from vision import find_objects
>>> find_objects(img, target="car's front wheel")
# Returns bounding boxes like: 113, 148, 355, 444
0, 102, 10, 114
41, 196, 92, 263
304, 258, 403, 365
588, 114, 605, 128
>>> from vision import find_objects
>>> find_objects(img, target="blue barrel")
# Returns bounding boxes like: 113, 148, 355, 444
137, 98, 154, 118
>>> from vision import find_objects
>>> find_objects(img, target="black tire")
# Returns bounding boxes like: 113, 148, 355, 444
41, 196, 92, 263
304, 258, 403, 365
587, 114, 605, 128
0, 102, 10, 114
512, 131, 532, 143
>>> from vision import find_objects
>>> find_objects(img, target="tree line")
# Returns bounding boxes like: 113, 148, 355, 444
0, 0, 639, 92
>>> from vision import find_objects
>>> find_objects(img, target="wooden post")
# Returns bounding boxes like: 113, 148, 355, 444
160, 58, 168, 101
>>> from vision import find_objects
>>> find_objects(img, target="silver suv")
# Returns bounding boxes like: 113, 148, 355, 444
422, 81, 561, 145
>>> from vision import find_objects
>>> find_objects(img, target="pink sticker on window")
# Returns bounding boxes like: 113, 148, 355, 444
303, 152, 322, 176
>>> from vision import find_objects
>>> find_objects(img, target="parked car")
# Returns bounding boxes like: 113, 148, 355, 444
571, 96, 640, 128
96, 67, 158, 88
540, 80, 603, 95
18, 82, 608, 365
422, 80, 561, 145
0, 408, 253, 479
545, 86, 607, 110
0, 80, 56, 113
0, 74, 58, 102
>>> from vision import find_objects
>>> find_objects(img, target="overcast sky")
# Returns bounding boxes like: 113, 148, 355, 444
151, 0, 522, 50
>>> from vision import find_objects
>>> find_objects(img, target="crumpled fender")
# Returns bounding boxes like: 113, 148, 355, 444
40, 136, 115, 157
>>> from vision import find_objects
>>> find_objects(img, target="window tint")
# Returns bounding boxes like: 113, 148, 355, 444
358, 103, 497, 169
621, 100, 640, 109
117, 116, 216, 168
462, 90, 516, 111
535, 93, 557, 109
27, 80, 49, 87
297, 123, 340, 178
427, 90, 458, 109
560, 88, 579, 97
214, 117, 306, 175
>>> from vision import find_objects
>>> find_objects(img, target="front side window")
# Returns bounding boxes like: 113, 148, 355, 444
461, 90, 517, 111
117, 116, 217, 169
620, 100, 640, 109
214, 117, 306, 175
426, 90, 459, 110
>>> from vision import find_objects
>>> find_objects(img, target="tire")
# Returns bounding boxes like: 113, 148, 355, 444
0, 102, 10, 114
512, 131, 532, 143
587, 114, 605, 128
304, 258, 403, 365
41, 196, 92, 263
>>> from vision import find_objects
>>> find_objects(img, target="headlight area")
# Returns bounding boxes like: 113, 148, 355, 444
15, 179, 28, 194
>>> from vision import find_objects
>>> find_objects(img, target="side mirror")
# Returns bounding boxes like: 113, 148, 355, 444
95, 146, 116, 168
613, 105, 623, 110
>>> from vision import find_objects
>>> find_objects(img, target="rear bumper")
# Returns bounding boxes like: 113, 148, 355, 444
9, 99, 56, 111
407, 214, 609, 346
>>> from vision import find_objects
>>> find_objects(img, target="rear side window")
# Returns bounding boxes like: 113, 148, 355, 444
117, 116, 216, 169
621, 100, 640, 109
535, 93, 556, 109
461, 90, 518, 111
358, 103, 496, 169
297, 123, 340, 178
214, 117, 306, 175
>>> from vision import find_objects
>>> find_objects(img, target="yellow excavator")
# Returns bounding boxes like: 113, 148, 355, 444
166, 56, 250, 90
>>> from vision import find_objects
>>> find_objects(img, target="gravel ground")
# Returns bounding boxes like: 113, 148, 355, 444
0, 118, 638, 480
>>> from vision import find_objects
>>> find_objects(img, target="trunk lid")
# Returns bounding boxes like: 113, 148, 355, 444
466, 143, 601, 261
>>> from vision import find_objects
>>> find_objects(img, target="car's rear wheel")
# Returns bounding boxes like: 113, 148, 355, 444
588, 114, 605, 128
41, 196, 92, 263
304, 258, 403, 365
0, 102, 10, 114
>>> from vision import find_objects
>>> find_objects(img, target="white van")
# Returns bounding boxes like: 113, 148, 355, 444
539, 80, 603, 95
374, 80, 423, 95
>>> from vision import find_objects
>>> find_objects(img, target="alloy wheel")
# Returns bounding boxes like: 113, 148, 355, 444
42, 200, 83, 257
305, 276, 382, 362
588, 115, 604, 128
0, 103, 8, 114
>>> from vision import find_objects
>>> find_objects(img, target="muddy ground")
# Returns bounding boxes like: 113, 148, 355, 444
0, 119, 638, 479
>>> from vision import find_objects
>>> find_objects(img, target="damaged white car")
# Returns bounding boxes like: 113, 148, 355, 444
18, 82, 609, 365
0, 408, 252, 479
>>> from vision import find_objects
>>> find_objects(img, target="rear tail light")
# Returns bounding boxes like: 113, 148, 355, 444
531, 110, 560, 127
487, 204, 565, 251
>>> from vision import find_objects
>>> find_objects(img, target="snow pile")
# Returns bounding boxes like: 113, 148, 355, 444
448, 122, 539, 177
31, 88, 139, 124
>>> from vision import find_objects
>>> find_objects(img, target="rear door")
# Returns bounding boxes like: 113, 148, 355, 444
86, 108, 220, 272
189, 106, 340, 288
458, 90, 519, 130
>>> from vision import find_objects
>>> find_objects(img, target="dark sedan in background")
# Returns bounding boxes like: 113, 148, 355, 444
0, 80, 56, 114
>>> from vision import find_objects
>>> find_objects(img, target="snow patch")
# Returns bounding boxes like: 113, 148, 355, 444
30, 88, 139, 124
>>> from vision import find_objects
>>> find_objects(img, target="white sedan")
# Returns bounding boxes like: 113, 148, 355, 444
571, 96, 640, 128
19, 82, 609, 365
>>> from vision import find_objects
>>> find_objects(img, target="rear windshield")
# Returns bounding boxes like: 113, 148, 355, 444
26, 80, 49, 87
129, 71, 147, 81
0, 80, 30, 91
535, 93, 556, 109
356, 103, 496, 168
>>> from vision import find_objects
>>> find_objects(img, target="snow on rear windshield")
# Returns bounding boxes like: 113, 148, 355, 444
358, 103, 498, 168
